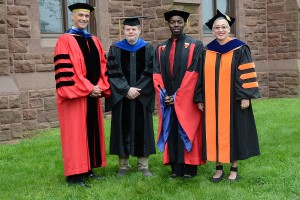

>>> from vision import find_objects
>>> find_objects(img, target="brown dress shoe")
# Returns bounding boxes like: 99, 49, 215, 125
117, 169, 128, 176
140, 169, 153, 177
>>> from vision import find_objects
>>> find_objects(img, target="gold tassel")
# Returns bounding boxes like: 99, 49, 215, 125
186, 18, 190, 27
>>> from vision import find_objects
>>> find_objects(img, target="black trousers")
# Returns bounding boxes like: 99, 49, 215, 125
171, 163, 198, 176
168, 113, 198, 176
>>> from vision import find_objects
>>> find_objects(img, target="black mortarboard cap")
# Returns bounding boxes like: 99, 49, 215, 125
205, 9, 235, 30
116, 16, 147, 40
164, 10, 190, 22
68, 3, 94, 12
122, 16, 147, 26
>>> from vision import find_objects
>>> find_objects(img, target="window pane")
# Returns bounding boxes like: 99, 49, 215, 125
217, 0, 229, 15
67, 0, 88, 31
202, 0, 214, 33
39, 0, 63, 33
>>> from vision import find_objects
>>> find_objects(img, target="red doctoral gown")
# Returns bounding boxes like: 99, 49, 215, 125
153, 34, 205, 165
54, 34, 110, 176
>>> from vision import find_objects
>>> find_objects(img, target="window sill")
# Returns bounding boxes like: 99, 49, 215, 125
174, 0, 201, 5
40, 34, 60, 48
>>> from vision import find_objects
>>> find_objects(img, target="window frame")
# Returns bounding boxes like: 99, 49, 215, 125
39, 0, 96, 37
202, 0, 235, 34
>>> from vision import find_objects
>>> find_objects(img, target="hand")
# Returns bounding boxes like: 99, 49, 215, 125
89, 86, 102, 98
241, 99, 250, 109
198, 103, 204, 111
126, 87, 141, 100
164, 95, 174, 105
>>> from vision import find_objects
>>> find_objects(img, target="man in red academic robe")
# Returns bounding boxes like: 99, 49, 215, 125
153, 10, 205, 178
54, 3, 110, 187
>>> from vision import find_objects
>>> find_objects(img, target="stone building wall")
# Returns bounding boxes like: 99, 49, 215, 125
0, 0, 57, 141
241, 0, 299, 98
105, 0, 201, 48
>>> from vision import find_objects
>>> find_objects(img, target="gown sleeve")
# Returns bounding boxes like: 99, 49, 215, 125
54, 35, 94, 100
193, 48, 205, 103
106, 45, 131, 106
235, 45, 260, 100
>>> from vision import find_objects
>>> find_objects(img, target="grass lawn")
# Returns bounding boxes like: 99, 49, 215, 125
0, 98, 299, 200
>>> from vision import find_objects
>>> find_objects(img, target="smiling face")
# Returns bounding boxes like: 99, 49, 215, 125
123, 25, 141, 44
71, 10, 90, 29
168, 15, 185, 37
212, 18, 230, 44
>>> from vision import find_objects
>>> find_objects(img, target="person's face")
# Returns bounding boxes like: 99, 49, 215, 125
168, 16, 185, 37
123, 25, 141, 44
71, 10, 90, 29
212, 19, 230, 43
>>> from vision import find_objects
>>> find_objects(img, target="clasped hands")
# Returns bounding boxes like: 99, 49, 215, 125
126, 87, 141, 100
89, 86, 102, 98
197, 99, 250, 111
164, 95, 174, 105
240, 99, 250, 109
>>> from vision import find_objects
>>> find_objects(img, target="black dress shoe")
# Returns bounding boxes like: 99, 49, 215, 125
117, 169, 128, 176
170, 173, 178, 179
67, 175, 91, 188
140, 169, 153, 177
89, 173, 104, 180
183, 174, 196, 179
170, 173, 183, 179
211, 165, 224, 183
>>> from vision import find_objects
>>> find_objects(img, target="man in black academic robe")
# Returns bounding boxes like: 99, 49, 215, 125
106, 17, 156, 176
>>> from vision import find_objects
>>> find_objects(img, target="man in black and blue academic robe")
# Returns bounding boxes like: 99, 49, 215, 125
106, 17, 156, 176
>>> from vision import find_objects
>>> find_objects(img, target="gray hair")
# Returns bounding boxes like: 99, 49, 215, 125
212, 17, 229, 27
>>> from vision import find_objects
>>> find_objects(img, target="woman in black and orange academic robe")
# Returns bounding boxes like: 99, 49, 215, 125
194, 10, 260, 182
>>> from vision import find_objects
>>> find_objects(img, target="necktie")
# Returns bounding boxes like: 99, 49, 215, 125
169, 38, 177, 76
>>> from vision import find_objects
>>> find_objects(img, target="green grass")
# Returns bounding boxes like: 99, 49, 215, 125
0, 98, 299, 200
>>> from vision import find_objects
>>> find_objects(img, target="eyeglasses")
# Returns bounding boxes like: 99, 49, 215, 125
213, 26, 229, 31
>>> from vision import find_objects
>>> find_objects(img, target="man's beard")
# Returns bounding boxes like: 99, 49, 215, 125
126, 37, 138, 45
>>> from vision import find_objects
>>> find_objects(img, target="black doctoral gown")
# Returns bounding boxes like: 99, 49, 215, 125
106, 42, 156, 157
194, 38, 260, 163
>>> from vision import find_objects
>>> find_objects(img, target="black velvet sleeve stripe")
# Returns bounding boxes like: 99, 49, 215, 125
56, 81, 75, 89
142, 71, 152, 78
55, 63, 73, 71
107, 64, 118, 69
55, 72, 74, 80
107, 72, 123, 78
54, 54, 70, 62
107, 56, 116, 61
